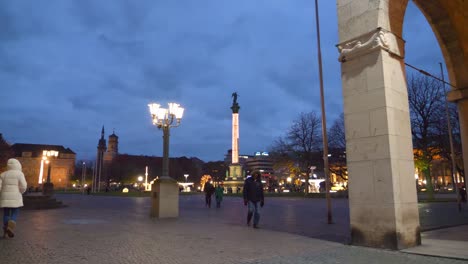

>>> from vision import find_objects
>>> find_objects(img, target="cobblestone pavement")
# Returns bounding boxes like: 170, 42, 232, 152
0, 194, 466, 264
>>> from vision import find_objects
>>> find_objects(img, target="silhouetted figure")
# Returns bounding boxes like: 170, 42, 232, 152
232, 92, 238, 105
243, 172, 264, 228
215, 185, 224, 208
204, 182, 215, 208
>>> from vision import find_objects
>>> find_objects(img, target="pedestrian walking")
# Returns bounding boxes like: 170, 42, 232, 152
204, 181, 215, 208
243, 172, 264, 228
215, 184, 224, 208
0, 159, 27, 238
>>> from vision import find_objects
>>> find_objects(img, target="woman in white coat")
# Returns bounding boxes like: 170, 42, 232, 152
0, 158, 27, 238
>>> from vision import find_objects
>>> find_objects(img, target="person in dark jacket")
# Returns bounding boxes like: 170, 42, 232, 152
204, 181, 215, 208
243, 172, 264, 228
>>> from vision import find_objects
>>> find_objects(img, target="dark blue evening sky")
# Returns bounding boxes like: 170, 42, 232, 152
0, 1, 446, 162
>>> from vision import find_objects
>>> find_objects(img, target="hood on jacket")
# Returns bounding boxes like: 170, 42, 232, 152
7, 158, 22, 171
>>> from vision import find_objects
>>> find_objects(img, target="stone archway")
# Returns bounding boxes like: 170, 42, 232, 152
336, 0, 467, 250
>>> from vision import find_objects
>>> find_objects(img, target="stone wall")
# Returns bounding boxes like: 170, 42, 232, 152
16, 156, 75, 189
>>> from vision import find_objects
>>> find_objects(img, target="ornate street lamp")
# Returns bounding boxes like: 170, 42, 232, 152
148, 102, 184, 218
42, 150, 59, 196
148, 102, 184, 179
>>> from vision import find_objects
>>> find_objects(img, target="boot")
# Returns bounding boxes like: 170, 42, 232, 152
6, 220, 15, 238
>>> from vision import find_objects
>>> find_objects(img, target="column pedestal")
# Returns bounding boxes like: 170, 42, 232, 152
42, 182, 54, 196
150, 177, 179, 218
229, 164, 242, 180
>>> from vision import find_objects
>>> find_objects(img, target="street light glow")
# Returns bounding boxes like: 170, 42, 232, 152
148, 102, 184, 179
149, 102, 184, 128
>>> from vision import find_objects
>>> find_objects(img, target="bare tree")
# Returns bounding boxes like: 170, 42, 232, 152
408, 74, 445, 199
269, 112, 323, 179
269, 137, 299, 178
328, 113, 348, 182
432, 99, 464, 179
286, 112, 323, 172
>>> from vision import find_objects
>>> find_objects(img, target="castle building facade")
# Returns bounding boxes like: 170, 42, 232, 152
10, 143, 76, 189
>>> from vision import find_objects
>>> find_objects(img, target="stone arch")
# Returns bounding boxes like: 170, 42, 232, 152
336, 0, 467, 249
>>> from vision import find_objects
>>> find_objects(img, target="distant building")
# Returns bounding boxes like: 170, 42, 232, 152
224, 149, 274, 177
245, 151, 274, 176
0, 134, 13, 172
93, 128, 203, 190
9, 143, 76, 189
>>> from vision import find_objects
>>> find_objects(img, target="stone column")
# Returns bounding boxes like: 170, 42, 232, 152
229, 95, 243, 182
337, 22, 420, 249
232, 113, 239, 164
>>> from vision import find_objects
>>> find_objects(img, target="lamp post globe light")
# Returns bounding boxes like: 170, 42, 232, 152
148, 102, 184, 179
148, 102, 184, 218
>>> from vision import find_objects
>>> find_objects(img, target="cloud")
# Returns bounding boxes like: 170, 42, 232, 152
0, 0, 442, 162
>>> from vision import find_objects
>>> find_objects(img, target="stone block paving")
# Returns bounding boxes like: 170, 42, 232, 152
0, 194, 466, 264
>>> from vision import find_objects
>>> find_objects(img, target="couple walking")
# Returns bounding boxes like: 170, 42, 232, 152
0, 159, 28, 238
204, 181, 224, 208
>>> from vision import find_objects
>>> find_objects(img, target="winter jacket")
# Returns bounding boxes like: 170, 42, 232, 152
215, 186, 224, 200
243, 176, 264, 203
204, 182, 215, 196
0, 159, 27, 208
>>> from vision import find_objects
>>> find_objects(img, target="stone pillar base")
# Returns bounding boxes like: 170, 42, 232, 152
42, 182, 55, 196
229, 164, 242, 180
150, 177, 179, 218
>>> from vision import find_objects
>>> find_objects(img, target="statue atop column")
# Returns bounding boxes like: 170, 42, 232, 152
231, 92, 240, 113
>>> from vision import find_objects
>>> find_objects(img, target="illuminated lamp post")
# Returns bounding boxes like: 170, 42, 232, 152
138, 176, 143, 190
148, 102, 184, 218
42, 150, 59, 196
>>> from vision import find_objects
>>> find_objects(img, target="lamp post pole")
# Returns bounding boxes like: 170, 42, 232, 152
145, 166, 149, 191
46, 161, 52, 183
82, 162, 86, 194
439, 63, 460, 208
42, 150, 59, 196
162, 125, 170, 178
314, 0, 332, 224
148, 102, 184, 218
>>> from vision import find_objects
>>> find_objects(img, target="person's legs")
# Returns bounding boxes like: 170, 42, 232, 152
247, 201, 254, 226
10, 208, 19, 222
4, 208, 17, 238
3, 208, 10, 237
207, 196, 212, 208
3, 208, 9, 228
253, 202, 260, 228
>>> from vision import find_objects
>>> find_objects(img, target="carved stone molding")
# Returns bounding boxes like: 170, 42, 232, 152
337, 28, 403, 62
447, 86, 468, 102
